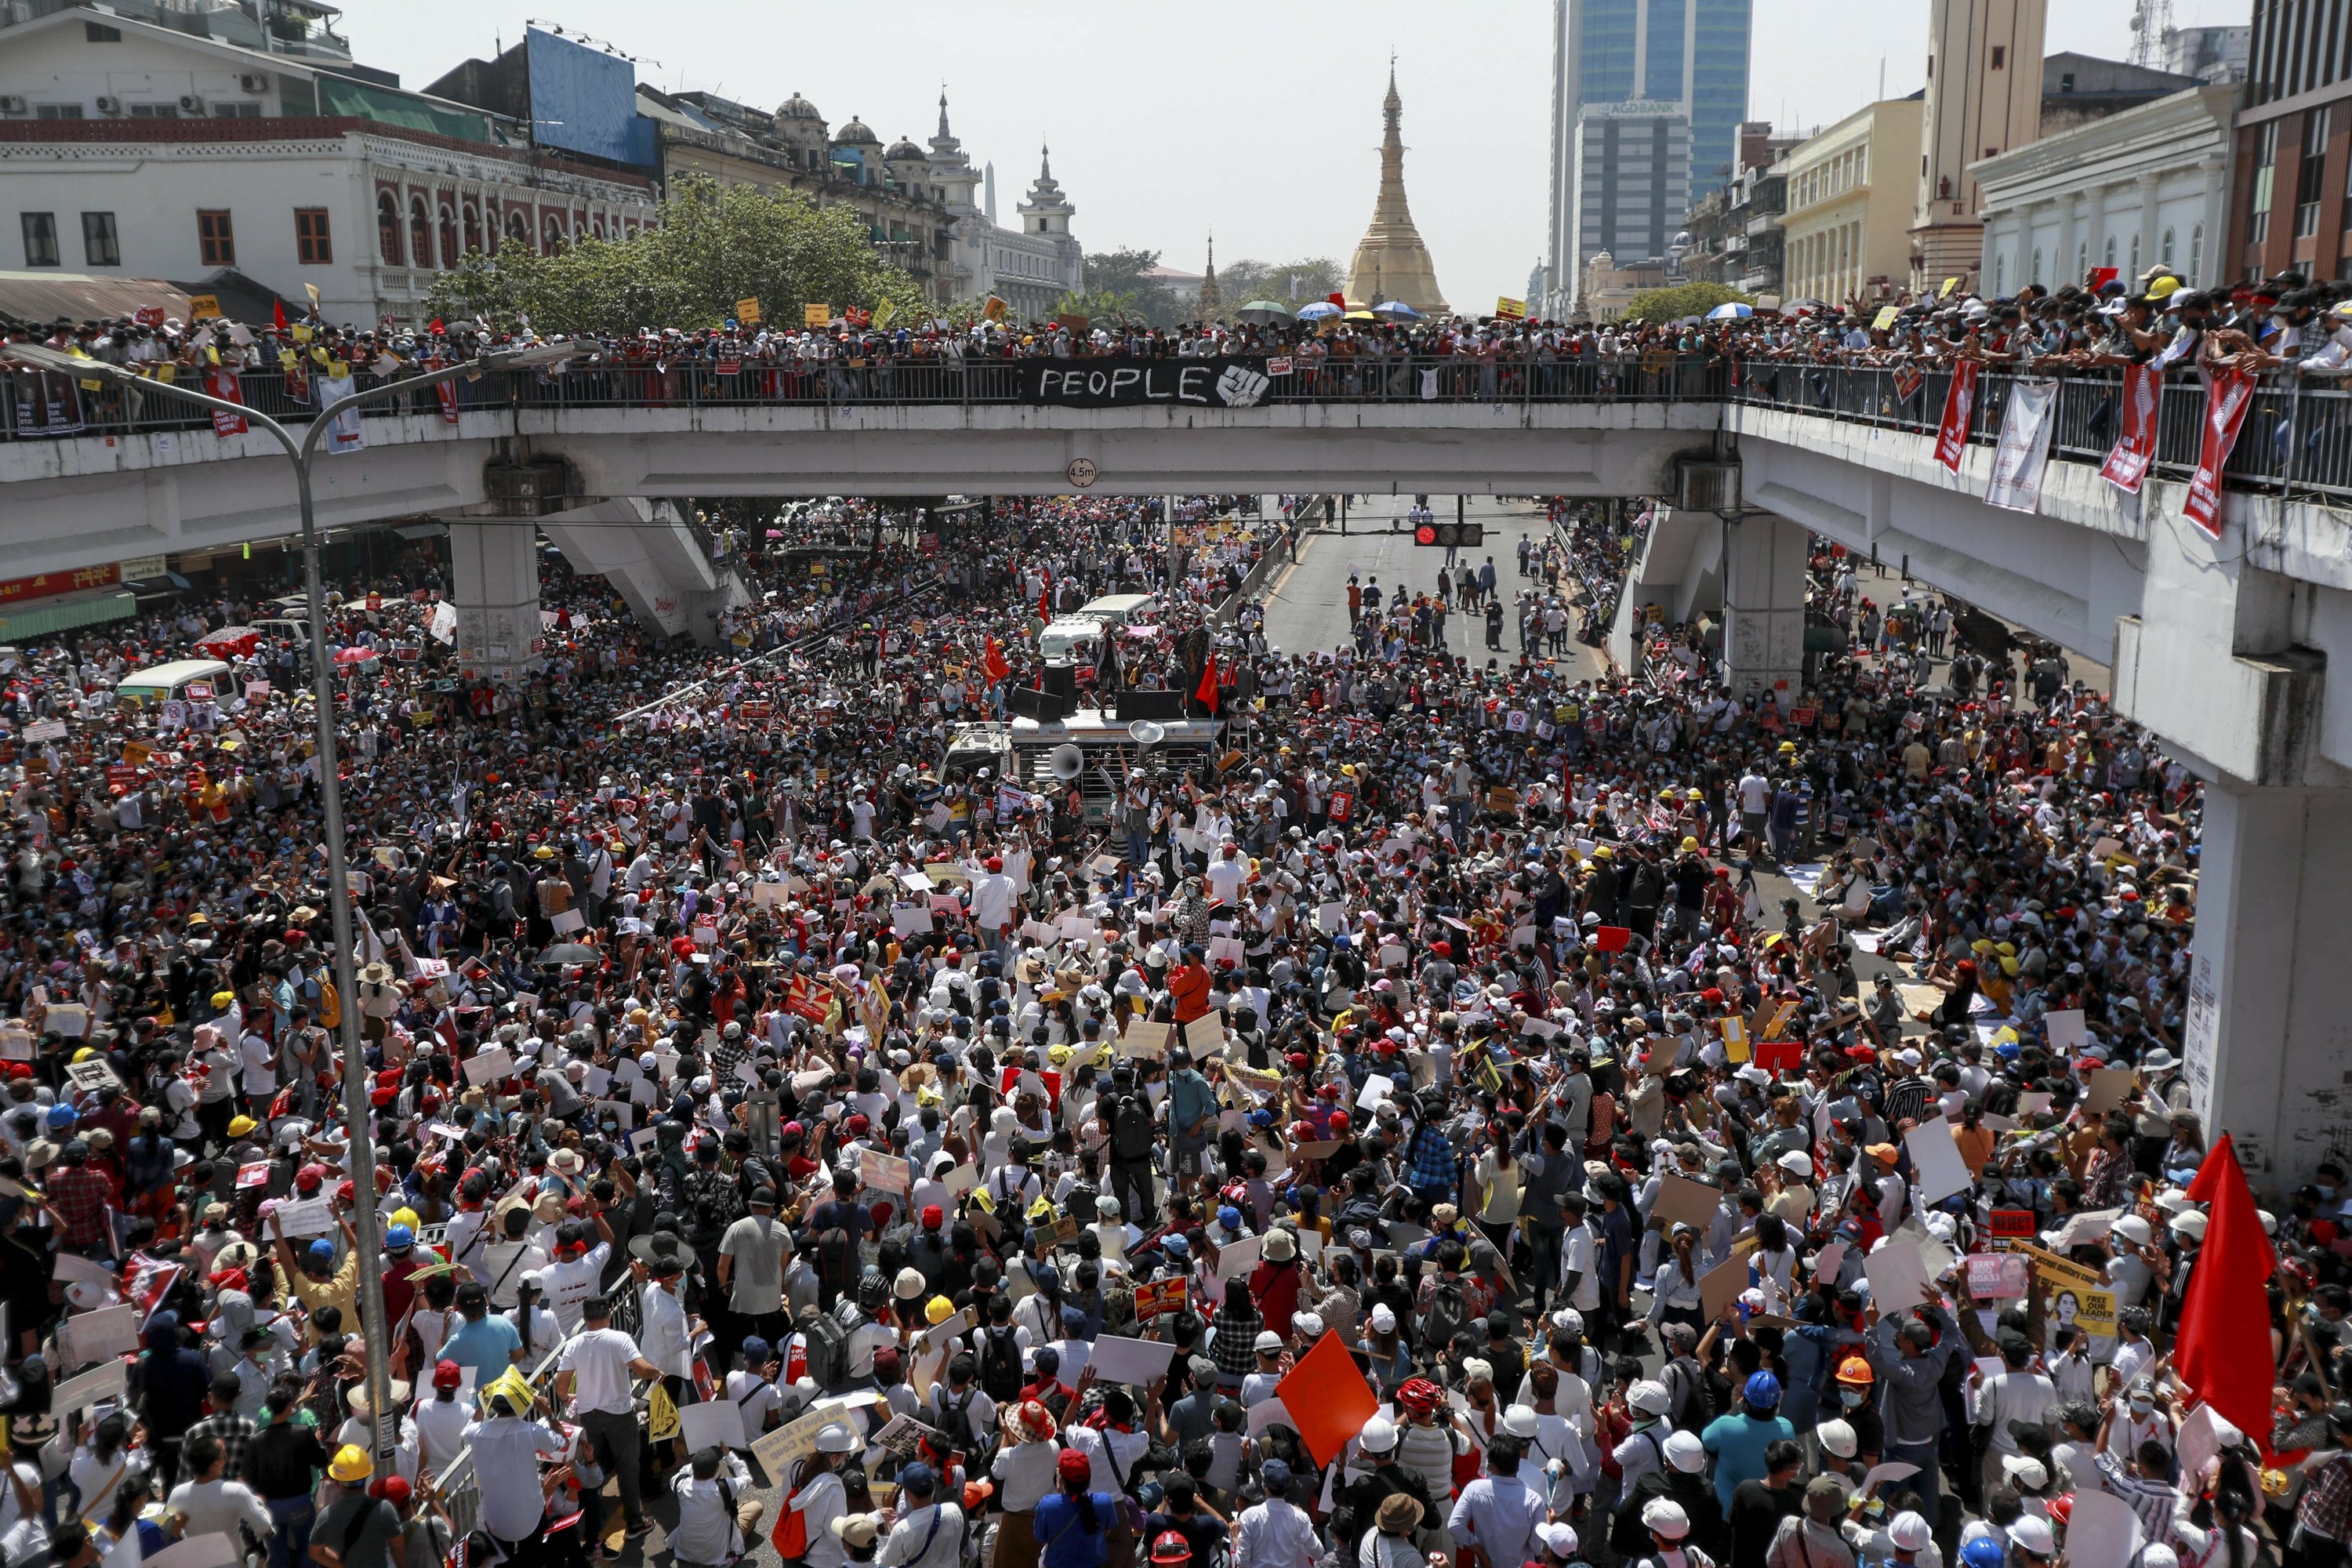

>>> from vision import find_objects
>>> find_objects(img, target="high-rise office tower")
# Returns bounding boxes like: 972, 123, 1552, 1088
1544, 0, 1754, 315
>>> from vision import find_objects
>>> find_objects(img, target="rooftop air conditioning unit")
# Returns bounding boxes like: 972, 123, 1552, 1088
94, 95, 122, 115
178, 93, 203, 113
1675, 458, 1742, 514
238, 73, 268, 93
0, 96, 24, 115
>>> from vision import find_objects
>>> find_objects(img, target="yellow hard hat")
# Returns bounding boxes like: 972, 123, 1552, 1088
328, 1445, 372, 1483
1680, 837, 1700, 853
211, 991, 235, 1009
71, 1047, 97, 1063
390, 1207, 421, 1233
227, 1116, 258, 1138
926, 1296, 956, 1325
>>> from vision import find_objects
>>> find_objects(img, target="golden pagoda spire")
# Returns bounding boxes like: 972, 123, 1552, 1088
1345, 60, 1448, 315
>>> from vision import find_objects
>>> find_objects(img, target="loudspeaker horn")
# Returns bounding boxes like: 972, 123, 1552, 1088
1048, 743, 1086, 780
1127, 720, 1166, 747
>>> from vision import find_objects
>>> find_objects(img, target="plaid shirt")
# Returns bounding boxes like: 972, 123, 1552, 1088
1210, 1292, 1262, 1383
2299, 1454, 2352, 1543
183, 1411, 260, 1483
44, 1163, 113, 1249
1403, 1123, 1456, 1197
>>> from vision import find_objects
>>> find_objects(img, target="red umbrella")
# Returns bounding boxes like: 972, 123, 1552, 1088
332, 646, 379, 667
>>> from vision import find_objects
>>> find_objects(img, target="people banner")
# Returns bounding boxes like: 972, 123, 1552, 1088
1015, 357, 1272, 409
1933, 360, 1980, 474
1984, 377, 2059, 513
2098, 361, 2162, 495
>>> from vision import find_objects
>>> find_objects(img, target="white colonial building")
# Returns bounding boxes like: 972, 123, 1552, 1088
922, 96, 1081, 319
1972, 82, 2234, 299
0, 6, 655, 324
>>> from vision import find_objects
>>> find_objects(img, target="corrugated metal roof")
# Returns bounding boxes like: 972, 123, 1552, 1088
0, 273, 193, 326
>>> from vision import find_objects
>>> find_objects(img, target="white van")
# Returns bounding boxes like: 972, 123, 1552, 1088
116, 658, 233, 707
1073, 593, 1156, 627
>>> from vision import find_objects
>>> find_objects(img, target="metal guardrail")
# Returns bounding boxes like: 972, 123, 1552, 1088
13, 354, 2352, 508
430, 1338, 572, 1544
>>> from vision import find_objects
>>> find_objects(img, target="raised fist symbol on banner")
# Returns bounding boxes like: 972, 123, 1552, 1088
1216, 365, 1270, 408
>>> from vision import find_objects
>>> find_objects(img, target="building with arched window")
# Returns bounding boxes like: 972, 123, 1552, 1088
0, 7, 655, 323
1973, 84, 2234, 302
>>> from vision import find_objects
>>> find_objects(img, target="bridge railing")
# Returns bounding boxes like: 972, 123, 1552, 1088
14, 352, 2352, 510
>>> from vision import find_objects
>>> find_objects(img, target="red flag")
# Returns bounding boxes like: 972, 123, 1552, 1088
2177, 1134, 2278, 1449
983, 635, 1011, 684
434, 379, 459, 426
1194, 653, 1220, 714
428, 317, 445, 334
1326, 292, 1346, 307
1037, 569, 1052, 623
1933, 361, 1980, 474
273, 299, 287, 331
2183, 367, 2258, 539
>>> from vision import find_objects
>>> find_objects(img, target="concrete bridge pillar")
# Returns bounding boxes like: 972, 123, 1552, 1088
539, 497, 750, 646
1722, 513, 1808, 702
447, 521, 541, 686
2176, 779, 2352, 1188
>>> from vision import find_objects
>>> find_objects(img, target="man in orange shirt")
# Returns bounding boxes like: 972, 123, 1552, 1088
1168, 945, 1213, 1031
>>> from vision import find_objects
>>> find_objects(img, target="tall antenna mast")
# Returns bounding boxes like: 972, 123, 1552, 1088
2129, 0, 2175, 69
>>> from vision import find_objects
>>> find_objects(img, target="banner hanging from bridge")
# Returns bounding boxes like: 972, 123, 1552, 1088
2183, 368, 2257, 539
1984, 377, 2058, 514
2098, 362, 2162, 495
1015, 358, 1272, 410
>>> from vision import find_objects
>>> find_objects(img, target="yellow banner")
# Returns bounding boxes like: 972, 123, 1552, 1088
804, 303, 832, 328
187, 294, 222, 321
1940, 277, 1960, 298
735, 297, 761, 325
647, 1381, 680, 1440
1872, 306, 1900, 331
873, 298, 896, 332
983, 295, 1007, 321
1495, 296, 1526, 320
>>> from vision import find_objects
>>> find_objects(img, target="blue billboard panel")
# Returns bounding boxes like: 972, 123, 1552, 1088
525, 27, 644, 166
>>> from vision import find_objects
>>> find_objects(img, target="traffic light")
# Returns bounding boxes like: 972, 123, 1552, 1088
1414, 522, 1483, 547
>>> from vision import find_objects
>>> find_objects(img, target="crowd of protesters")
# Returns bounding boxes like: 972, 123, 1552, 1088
0, 452, 2335, 1568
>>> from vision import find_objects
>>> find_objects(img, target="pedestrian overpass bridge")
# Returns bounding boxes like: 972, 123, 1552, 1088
3, 355, 2351, 1183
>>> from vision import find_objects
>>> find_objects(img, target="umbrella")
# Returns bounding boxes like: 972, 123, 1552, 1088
536, 943, 601, 967
1236, 300, 1294, 325
1296, 302, 1342, 321
1371, 300, 1421, 319
1343, 310, 1378, 321
1706, 302, 1753, 320
332, 646, 379, 667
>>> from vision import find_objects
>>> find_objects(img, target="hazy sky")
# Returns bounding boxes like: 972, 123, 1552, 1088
353, 0, 2255, 313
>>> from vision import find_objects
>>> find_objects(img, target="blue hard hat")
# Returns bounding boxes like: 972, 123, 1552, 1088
45, 1105, 74, 1129
1744, 1371, 1783, 1410
1961, 1537, 2007, 1568
1217, 1206, 1243, 1230
1163, 1234, 1191, 1258
306, 1239, 336, 1264
384, 1225, 415, 1250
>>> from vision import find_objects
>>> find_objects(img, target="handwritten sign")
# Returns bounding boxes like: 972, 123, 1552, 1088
856, 1147, 912, 1195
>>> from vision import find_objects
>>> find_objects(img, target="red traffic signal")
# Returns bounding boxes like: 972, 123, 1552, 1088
1414, 524, 1437, 546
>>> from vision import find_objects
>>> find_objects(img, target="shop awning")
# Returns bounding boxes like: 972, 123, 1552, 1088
0, 588, 137, 641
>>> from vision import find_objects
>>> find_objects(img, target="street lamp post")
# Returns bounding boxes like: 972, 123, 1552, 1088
1, 339, 568, 1458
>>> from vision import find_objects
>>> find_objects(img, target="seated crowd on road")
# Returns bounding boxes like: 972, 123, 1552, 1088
0, 470, 2339, 1568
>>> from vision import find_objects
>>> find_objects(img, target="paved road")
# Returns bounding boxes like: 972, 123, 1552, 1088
1258, 495, 1611, 687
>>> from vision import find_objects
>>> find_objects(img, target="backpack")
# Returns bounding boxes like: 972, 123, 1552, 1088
1421, 1276, 1468, 1359
1664, 1356, 1715, 1433
935, 1386, 985, 1459
816, 1222, 858, 1298
1111, 1094, 1155, 1162
800, 1309, 851, 1392
978, 1323, 1024, 1403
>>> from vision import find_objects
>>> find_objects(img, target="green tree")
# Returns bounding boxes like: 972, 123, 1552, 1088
1620, 281, 1751, 323
1051, 289, 1144, 328
1081, 248, 1182, 326
422, 175, 925, 336
1217, 257, 1344, 309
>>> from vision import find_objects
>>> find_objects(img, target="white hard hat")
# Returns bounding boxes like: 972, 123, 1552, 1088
1641, 1499, 1691, 1540
815, 1423, 858, 1454
1816, 1418, 1858, 1459
2112, 1214, 2153, 1247
1628, 1379, 1671, 1414
1663, 1431, 1708, 1474
1777, 1150, 1816, 1178
1358, 1416, 1399, 1454
1889, 1513, 1932, 1552
1503, 1404, 1539, 1439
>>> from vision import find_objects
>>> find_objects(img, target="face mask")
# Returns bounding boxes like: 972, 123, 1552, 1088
2320, 1185, 2338, 1200
1840, 1389, 1866, 1408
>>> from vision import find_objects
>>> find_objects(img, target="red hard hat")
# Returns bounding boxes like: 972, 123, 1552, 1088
1150, 1533, 1194, 1565
1056, 1450, 1093, 1485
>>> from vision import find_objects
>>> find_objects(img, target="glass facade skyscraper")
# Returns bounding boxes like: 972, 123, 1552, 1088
1543, 0, 1754, 314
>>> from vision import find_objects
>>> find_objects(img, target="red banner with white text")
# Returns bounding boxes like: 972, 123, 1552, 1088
1933, 361, 1980, 474
2097, 361, 2162, 495
203, 366, 246, 437
2182, 368, 2258, 539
